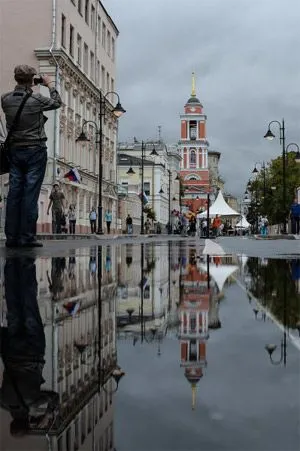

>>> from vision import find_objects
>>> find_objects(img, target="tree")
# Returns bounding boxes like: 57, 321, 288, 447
246, 152, 300, 226
143, 205, 156, 221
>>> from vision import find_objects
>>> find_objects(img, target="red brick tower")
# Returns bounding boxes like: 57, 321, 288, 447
179, 73, 210, 213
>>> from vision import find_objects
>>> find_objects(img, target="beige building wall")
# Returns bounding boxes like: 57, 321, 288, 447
0, 0, 120, 234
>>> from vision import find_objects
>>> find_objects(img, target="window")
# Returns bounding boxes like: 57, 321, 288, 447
90, 51, 95, 79
84, 43, 88, 73
97, 15, 101, 41
106, 72, 109, 92
144, 182, 150, 196
189, 120, 197, 140
69, 24, 74, 56
101, 65, 105, 91
61, 14, 66, 48
85, 0, 89, 24
78, 0, 82, 15
112, 37, 115, 61
96, 60, 100, 86
190, 149, 197, 167
102, 22, 106, 48
91, 5, 95, 31
77, 34, 82, 65
144, 285, 150, 299
107, 30, 111, 56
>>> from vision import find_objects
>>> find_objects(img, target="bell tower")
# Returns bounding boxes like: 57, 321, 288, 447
179, 73, 210, 212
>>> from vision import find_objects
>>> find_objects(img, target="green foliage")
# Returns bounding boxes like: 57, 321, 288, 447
143, 205, 156, 221
246, 152, 300, 225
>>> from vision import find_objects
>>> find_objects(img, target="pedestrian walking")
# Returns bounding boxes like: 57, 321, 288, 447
212, 215, 222, 237
89, 207, 97, 233
145, 218, 151, 234
105, 209, 112, 234
126, 214, 133, 234
201, 219, 207, 237
68, 204, 76, 234
47, 183, 65, 233
1, 65, 62, 247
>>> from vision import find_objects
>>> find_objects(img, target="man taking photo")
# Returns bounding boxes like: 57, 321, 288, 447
1, 65, 62, 247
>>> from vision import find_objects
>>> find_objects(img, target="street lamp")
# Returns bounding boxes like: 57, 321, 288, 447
265, 339, 287, 366
286, 142, 300, 162
76, 91, 125, 234
264, 120, 300, 233
100, 366, 126, 394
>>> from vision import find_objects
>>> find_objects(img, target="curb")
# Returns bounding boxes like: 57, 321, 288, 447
254, 234, 299, 240
0, 233, 160, 242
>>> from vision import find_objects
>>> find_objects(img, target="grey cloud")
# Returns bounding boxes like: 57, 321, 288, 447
105, 0, 300, 195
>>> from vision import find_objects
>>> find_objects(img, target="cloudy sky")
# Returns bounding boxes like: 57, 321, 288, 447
104, 0, 300, 196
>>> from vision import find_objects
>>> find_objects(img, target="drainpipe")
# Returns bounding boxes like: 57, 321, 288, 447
49, 0, 60, 184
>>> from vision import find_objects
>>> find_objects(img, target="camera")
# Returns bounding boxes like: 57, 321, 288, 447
33, 76, 43, 85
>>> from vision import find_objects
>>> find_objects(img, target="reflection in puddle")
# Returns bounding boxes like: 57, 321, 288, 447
0, 248, 122, 450
0, 243, 299, 450
244, 257, 300, 365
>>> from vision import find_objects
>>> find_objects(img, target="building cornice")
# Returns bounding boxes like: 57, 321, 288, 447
178, 140, 210, 147
180, 114, 207, 121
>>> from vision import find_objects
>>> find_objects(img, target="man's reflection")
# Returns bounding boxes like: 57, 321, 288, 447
0, 258, 58, 436
47, 257, 66, 300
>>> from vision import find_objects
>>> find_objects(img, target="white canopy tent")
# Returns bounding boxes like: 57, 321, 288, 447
235, 216, 251, 229
197, 190, 240, 218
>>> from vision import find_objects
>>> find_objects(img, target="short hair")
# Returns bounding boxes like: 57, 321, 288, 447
14, 65, 37, 85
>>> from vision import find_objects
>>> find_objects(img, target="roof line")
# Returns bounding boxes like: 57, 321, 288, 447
98, 0, 119, 36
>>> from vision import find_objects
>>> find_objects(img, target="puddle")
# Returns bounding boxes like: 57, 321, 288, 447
0, 242, 299, 450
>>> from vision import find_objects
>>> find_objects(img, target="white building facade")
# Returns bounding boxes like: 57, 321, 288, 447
0, 0, 120, 233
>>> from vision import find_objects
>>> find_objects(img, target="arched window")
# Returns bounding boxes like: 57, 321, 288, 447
185, 174, 201, 181
190, 149, 197, 168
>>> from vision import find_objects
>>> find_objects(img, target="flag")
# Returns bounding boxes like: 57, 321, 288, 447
139, 191, 148, 205
64, 168, 81, 183
63, 301, 81, 316
139, 276, 148, 289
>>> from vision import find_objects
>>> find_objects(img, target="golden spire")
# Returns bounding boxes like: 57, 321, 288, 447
191, 383, 197, 410
191, 72, 196, 97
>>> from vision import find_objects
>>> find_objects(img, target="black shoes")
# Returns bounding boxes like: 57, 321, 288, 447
21, 241, 43, 248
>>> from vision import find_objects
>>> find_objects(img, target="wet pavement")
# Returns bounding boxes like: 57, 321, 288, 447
0, 239, 299, 450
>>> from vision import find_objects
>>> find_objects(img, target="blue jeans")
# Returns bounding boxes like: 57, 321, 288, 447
5, 146, 47, 244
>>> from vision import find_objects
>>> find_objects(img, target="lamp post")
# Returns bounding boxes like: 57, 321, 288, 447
126, 142, 158, 234
205, 186, 219, 238
159, 170, 179, 234
76, 91, 125, 234
264, 269, 288, 366
264, 121, 300, 233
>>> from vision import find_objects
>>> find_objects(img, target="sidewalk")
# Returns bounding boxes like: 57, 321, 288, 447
254, 234, 300, 240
